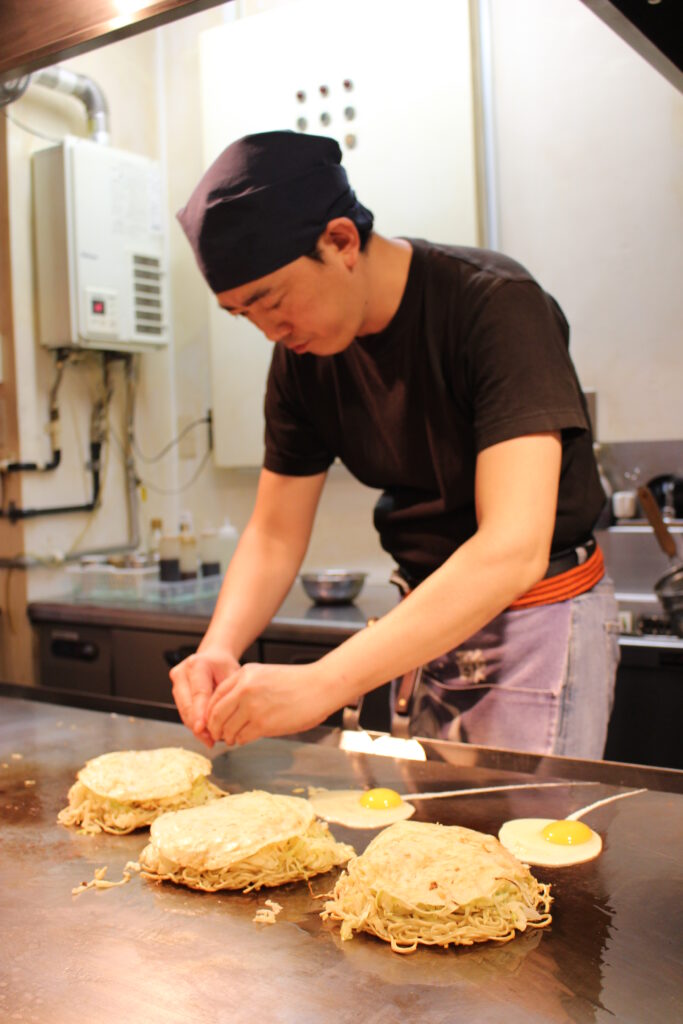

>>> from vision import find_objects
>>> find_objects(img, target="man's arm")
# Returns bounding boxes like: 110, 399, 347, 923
205, 432, 563, 745
170, 467, 327, 744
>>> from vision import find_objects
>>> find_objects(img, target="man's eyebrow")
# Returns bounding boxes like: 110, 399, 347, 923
221, 287, 271, 313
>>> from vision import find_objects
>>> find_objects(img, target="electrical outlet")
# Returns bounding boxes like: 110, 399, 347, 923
178, 414, 197, 459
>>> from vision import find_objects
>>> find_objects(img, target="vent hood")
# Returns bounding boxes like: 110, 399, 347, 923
580, 0, 682, 91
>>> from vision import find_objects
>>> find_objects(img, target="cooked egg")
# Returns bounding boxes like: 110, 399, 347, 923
541, 819, 594, 845
498, 817, 602, 866
359, 787, 404, 810
309, 787, 415, 829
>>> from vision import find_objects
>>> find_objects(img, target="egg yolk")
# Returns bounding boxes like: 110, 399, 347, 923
359, 788, 403, 810
542, 820, 593, 845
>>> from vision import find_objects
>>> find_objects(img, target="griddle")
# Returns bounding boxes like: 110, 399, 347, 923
1, 694, 681, 1024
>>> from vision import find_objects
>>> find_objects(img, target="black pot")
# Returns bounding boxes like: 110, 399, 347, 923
646, 474, 683, 519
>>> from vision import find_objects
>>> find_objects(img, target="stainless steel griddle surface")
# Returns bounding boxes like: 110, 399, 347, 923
1, 695, 682, 1024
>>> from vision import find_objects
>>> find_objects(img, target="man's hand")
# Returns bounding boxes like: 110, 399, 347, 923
170, 648, 240, 748
205, 662, 339, 747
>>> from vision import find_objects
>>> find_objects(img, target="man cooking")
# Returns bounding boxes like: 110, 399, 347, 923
170, 130, 619, 758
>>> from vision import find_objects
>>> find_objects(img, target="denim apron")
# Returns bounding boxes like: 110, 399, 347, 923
395, 578, 620, 759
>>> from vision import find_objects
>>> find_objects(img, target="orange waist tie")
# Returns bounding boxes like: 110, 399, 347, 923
508, 545, 605, 611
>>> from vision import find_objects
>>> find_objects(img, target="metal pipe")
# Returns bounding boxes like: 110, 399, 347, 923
0, 356, 141, 568
1, 352, 66, 473
3, 442, 101, 523
469, 0, 499, 250
0, 75, 31, 107
32, 66, 110, 144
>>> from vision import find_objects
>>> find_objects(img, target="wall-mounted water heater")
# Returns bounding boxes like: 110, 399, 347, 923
32, 136, 170, 353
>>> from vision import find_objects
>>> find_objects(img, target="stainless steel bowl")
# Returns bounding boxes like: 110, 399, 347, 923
300, 569, 367, 605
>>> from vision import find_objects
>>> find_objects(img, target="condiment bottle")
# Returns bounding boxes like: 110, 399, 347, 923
148, 517, 163, 562
159, 534, 181, 582
200, 528, 221, 577
179, 531, 198, 580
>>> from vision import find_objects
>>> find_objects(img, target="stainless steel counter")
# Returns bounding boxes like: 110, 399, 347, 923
28, 581, 683, 648
1, 694, 681, 1024
27, 581, 400, 644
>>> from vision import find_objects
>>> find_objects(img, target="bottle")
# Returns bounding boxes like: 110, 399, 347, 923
179, 531, 198, 579
148, 517, 163, 563
199, 528, 221, 577
178, 509, 194, 535
159, 534, 181, 582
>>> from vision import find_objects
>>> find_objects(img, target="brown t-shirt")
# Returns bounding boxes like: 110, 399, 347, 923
264, 240, 606, 583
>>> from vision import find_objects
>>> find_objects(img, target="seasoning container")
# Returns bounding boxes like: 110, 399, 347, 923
612, 491, 637, 519
179, 531, 198, 579
148, 517, 163, 562
159, 534, 181, 582
199, 528, 221, 577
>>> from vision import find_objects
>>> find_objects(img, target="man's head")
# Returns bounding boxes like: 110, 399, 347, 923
177, 130, 373, 293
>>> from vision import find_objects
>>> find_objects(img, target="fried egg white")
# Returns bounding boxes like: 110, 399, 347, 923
498, 817, 602, 867
308, 787, 415, 829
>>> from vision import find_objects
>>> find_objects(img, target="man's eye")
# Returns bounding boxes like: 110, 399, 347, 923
267, 300, 282, 311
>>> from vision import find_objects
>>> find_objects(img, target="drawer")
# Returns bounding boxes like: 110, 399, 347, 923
260, 640, 390, 732
604, 646, 683, 770
112, 630, 260, 705
261, 640, 334, 665
37, 624, 112, 694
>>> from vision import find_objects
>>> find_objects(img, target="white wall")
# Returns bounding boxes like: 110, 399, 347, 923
489, 0, 683, 441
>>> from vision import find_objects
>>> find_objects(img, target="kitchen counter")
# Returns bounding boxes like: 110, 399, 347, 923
1, 693, 681, 1024
26, 582, 683, 769
28, 581, 400, 645
26, 584, 402, 733
28, 581, 683, 648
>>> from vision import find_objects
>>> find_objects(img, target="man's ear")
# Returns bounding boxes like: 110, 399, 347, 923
319, 217, 360, 268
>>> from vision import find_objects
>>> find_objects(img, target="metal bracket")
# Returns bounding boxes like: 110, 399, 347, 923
391, 665, 422, 738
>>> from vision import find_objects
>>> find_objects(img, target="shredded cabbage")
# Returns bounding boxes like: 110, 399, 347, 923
57, 775, 225, 835
322, 836, 552, 953
139, 819, 355, 892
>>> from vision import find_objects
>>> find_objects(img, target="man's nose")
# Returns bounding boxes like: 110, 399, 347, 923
258, 316, 290, 344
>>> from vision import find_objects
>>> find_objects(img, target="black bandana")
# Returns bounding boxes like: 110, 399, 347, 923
176, 130, 374, 293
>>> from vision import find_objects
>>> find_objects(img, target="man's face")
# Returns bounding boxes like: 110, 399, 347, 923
216, 227, 366, 357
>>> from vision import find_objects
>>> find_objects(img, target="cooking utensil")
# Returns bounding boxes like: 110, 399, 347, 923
637, 486, 683, 636
300, 569, 367, 605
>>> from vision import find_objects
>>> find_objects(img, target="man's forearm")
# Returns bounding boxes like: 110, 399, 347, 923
316, 526, 548, 707
200, 524, 304, 659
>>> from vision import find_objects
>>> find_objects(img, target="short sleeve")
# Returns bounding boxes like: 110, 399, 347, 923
463, 281, 589, 452
263, 346, 335, 475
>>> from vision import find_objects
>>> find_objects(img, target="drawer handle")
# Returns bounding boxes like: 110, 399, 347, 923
50, 638, 99, 662
163, 645, 198, 668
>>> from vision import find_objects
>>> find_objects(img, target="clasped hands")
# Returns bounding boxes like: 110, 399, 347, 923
170, 648, 338, 748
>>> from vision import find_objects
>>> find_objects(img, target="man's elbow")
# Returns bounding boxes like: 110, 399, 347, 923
513, 536, 553, 592
479, 529, 553, 594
